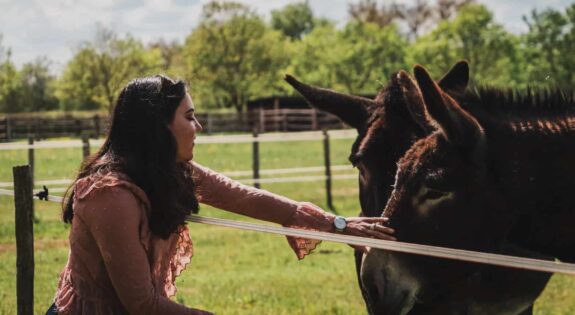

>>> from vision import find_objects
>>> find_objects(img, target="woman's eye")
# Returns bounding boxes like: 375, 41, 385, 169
422, 188, 447, 200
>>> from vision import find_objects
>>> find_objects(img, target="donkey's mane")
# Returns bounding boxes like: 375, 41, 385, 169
464, 86, 575, 116
463, 86, 575, 135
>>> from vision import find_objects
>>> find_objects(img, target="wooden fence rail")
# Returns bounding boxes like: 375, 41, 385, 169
0, 109, 347, 141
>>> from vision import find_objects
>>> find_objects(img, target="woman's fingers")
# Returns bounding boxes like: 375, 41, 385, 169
361, 216, 391, 222
344, 222, 396, 241
374, 224, 395, 235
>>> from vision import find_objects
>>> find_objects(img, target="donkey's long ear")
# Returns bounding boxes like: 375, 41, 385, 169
397, 70, 434, 134
438, 60, 469, 95
413, 65, 484, 151
284, 74, 373, 130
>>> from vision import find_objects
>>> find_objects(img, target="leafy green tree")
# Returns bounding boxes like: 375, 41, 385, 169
335, 22, 408, 93
0, 35, 22, 113
57, 26, 163, 111
148, 39, 183, 74
288, 21, 408, 94
408, 4, 522, 87
271, 1, 315, 40
522, 4, 575, 89
18, 57, 59, 112
183, 1, 289, 112
285, 23, 339, 89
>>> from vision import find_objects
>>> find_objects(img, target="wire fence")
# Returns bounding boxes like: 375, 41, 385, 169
0, 129, 358, 211
5, 164, 575, 315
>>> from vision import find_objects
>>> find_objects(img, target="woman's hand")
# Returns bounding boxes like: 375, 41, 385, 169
339, 217, 396, 253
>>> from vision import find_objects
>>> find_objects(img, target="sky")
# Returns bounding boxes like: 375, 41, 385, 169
0, 0, 573, 72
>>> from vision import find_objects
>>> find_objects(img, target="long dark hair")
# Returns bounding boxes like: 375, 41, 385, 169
63, 75, 199, 239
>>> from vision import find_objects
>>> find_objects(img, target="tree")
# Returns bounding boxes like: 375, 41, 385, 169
522, 4, 575, 89
18, 57, 59, 112
394, 0, 434, 39
335, 22, 408, 93
408, 4, 522, 87
0, 35, 22, 113
148, 39, 183, 73
271, 1, 315, 40
288, 21, 408, 95
183, 1, 289, 112
57, 26, 163, 111
286, 23, 340, 89
348, 0, 399, 28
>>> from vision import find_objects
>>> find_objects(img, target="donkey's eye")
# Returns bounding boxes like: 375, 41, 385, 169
422, 187, 448, 200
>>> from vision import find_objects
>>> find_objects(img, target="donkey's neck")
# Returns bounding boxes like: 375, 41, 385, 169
485, 124, 575, 261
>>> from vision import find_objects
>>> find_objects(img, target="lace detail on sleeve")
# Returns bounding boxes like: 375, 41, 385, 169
164, 225, 194, 298
282, 202, 336, 260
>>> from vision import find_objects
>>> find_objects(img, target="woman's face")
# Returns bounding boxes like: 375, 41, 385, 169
168, 93, 202, 162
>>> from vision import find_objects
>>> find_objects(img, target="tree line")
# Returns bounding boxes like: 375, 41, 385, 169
0, 0, 574, 113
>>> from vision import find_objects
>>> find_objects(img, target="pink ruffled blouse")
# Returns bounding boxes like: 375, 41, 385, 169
54, 162, 336, 314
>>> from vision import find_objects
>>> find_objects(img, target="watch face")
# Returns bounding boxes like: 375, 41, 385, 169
334, 217, 346, 230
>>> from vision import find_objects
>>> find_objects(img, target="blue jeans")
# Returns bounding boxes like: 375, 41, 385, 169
45, 303, 58, 315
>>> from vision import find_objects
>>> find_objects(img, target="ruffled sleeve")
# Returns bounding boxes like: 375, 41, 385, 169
282, 202, 336, 260
192, 162, 298, 225
192, 162, 337, 260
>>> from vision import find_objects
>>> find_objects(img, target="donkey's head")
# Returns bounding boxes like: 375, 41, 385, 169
359, 65, 512, 314
284, 61, 469, 218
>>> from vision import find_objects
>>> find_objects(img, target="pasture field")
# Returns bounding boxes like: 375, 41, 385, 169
0, 135, 574, 314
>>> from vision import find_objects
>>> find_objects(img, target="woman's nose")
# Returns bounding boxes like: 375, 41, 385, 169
195, 119, 203, 132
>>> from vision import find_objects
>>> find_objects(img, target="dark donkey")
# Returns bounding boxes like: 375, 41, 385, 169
361, 65, 575, 314
284, 63, 466, 287
286, 63, 550, 314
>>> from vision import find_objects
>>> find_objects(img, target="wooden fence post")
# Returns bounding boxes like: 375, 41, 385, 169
323, 129, 335, 212
13, 165, 34, 315
252, 128, 260, 189
273, 98, 280, 132
206, 113, 213, 135
93, 115, 100, 138
82, 135, 90, 159
34, 117, 42, 140
259, 108, 265, 133
311, 109, 318, 131
6, 116, 12, 141
27, 137, 34, 187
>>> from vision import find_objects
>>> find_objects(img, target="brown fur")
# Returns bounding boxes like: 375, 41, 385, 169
360, 65, 575, 314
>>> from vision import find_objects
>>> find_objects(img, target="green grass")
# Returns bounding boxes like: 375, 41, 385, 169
0, 135, 574, 314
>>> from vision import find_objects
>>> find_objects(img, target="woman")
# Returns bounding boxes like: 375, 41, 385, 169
47, 75, 395, 314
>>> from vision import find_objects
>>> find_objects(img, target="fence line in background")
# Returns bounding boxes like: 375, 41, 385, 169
0, 108, 349, 141
0, 165, 357, 188
0, 129, 359, 208
0, 129, 357, 150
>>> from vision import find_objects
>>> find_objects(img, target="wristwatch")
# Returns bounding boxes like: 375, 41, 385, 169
333, 216, 347, 232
